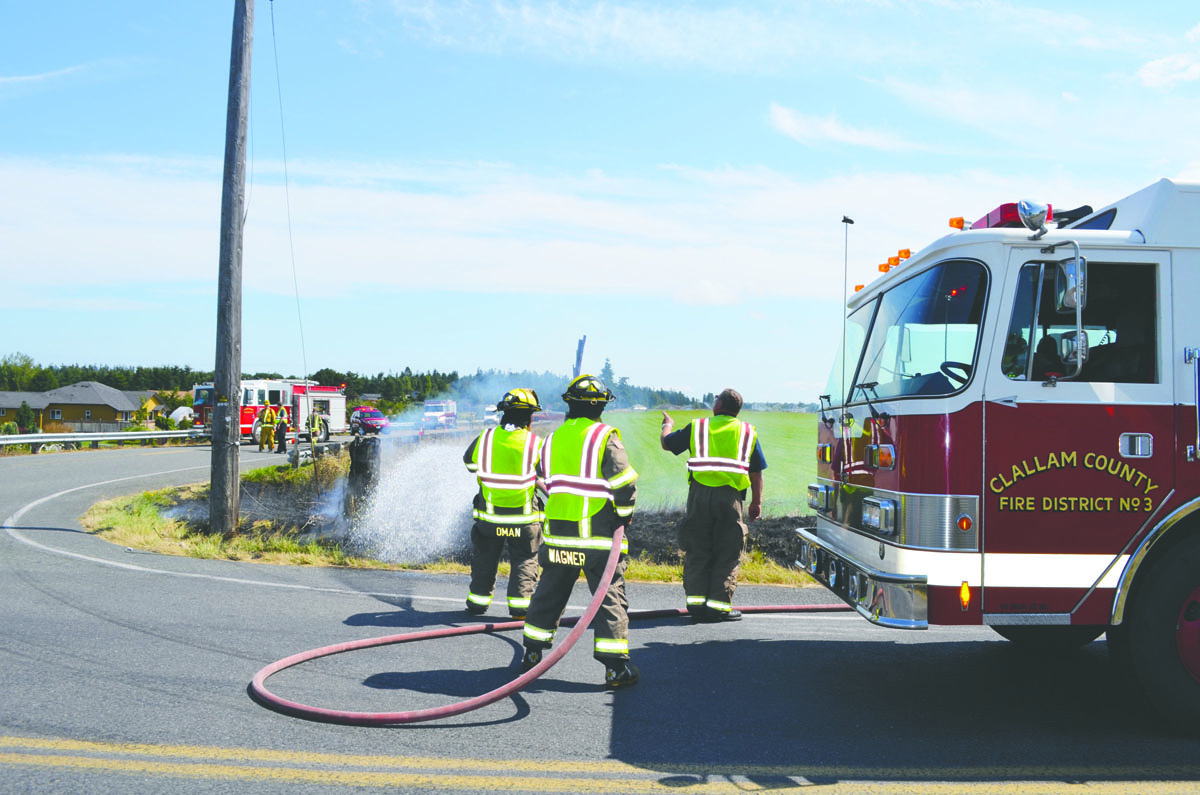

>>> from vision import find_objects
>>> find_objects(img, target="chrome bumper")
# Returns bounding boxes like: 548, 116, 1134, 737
796, 528, 928, 630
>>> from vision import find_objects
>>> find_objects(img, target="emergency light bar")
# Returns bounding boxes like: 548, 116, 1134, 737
951, 202, 1055, 231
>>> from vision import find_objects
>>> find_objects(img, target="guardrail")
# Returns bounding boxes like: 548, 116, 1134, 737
0, 429, 211, 452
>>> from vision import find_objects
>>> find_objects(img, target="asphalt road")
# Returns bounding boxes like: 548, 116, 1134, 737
2, 445, 1198, 794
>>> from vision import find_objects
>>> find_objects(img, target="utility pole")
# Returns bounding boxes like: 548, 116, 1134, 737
211, 0, 253, 535
573, 335, 587, 379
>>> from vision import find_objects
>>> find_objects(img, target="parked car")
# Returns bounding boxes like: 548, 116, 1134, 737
349, 406, 390, 435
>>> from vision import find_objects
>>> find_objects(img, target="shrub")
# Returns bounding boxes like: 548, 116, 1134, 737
0, 421, 17, 435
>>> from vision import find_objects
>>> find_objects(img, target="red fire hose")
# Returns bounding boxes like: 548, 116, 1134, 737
249, 527, 850, 725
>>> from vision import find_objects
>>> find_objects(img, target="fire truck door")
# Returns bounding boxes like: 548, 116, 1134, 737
981, 250, 1173, 619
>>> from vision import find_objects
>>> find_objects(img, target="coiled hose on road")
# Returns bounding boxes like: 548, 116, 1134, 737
249, 527, 850, 726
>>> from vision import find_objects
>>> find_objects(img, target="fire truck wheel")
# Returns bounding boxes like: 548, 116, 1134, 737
1125, 537, 1200, 732
252, 421, 262, 446
990, 624, 1105, 650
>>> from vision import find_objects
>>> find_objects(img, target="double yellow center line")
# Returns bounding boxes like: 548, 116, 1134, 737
2, 735, 1196, 792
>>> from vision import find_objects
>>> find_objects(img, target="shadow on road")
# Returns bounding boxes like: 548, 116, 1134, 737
604, 634, 1199, 784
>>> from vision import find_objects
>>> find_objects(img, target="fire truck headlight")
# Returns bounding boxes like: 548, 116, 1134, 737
863, 497, 896, 535
808, 484, 833, 512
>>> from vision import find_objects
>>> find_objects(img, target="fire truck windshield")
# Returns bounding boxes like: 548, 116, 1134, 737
831, 259, 988, 404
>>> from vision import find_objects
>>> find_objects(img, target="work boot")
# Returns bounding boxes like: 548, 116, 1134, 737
521, 648, 543, 672
604, 662, 639, 689
697, 607, 742, 623
465, 600, 488, 615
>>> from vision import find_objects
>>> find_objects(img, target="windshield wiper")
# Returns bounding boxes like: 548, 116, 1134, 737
855, 382, 890, 424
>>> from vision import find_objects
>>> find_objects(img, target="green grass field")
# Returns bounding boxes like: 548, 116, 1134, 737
581, 409, 818, 517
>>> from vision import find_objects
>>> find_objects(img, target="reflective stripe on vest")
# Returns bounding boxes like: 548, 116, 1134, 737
472, 427, 543, 524
687, 416, 755, 490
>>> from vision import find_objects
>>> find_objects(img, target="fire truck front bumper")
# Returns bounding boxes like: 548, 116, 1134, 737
796, 528, 928, 630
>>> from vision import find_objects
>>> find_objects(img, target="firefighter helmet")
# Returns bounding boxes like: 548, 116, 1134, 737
561, 374, 615, 405
496, 388, 542, 412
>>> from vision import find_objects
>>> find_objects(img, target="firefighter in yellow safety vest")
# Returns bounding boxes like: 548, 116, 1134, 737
259, 404, 277, 451
520, 375, 640, 689
462, 388, 545, 619
660, 388, 766, 623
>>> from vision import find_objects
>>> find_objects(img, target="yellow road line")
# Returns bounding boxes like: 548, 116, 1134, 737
2, 735, 1198, 793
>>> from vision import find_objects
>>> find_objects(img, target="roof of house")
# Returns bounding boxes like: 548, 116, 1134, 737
0, 392, 50, 410
43, 381, 141, 412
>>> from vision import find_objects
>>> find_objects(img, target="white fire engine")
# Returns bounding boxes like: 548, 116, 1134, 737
799, 178, 1200, 729
422, 399, 457, 429
192, 378, 347, 443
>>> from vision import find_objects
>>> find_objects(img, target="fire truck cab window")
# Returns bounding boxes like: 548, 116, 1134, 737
1002, 261, 1157, 383
268, 389, 283, 405
853, 259, 988, 400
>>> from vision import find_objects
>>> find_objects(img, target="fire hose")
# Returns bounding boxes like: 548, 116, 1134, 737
249, 526, 850, 725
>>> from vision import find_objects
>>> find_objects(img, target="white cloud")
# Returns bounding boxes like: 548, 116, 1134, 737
768, 103, 925, 152
0, 65, 85, 85
386, 0, 847, 71
1138, 52, 1200, 88
1, 154, 1145, 318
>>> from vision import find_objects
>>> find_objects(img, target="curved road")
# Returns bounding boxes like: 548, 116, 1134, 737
1, 446, 1198, 793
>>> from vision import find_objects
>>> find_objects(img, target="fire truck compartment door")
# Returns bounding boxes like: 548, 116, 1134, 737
981, 248, 1173, 618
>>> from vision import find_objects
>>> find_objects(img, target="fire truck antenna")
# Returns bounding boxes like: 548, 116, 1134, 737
840, 216, 855, 419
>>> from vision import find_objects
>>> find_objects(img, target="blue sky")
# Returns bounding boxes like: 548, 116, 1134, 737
3, 1, 1199, 402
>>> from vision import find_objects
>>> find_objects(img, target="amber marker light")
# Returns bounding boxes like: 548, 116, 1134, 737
875, 446, 894, 469
960, 581, 971, 611
878, 263, 890, 273
957, 514, 973, 532
898, 249, 911, 259
888, 256, 900, 267
854, 284, 865, 292
949, 217, 965, 230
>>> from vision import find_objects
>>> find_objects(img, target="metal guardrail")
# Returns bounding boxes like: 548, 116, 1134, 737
0, 429, 211, 450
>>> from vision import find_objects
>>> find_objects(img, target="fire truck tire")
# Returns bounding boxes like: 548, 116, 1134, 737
991, 624, 1105, 650
1123, 537, 1200, 732
252, 421, 262, 446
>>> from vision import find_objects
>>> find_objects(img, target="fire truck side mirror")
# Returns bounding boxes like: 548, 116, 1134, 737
1055, 257, 1088, 312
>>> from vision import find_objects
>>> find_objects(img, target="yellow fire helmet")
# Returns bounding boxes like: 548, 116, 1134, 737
496, 388, 542, 412
561, 374, 615, 405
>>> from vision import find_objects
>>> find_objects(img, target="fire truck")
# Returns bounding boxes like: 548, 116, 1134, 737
798, 178, 1200, 729
422, 399, 457, 429
192, 378, 347, 443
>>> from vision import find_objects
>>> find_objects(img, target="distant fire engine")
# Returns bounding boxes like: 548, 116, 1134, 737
799, 178, 1200, 728
192, 378, 347, 443
422, 399, 457, 429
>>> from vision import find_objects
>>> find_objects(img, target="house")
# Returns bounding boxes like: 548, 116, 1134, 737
40, 381, 142, 429
0, 392, 49, 429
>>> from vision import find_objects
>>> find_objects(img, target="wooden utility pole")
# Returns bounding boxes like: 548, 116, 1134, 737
211, 0, 253, 535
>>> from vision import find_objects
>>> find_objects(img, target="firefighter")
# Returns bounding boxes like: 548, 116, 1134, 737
308, 409, 324, 442
462, 388, 545, 619
520, 375, 640, 689
259, 404, 277, 452
275, 405, 290, 454
660, 388, 765, 623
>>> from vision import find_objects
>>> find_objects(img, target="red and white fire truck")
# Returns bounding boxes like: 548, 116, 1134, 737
799, 178, 1200, 728
192, 378, 347, 443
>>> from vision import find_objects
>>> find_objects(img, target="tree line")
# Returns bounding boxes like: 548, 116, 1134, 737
2, 352, 809, 414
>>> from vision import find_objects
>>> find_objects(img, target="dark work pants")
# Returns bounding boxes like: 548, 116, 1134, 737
678, 481, 747, 611
468, 520, 540, 611
523, 544, 630, 664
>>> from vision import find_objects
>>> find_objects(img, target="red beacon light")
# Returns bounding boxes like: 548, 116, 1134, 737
972, 202, 1053, 230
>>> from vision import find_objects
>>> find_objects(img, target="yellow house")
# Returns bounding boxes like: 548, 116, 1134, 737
41, 382, 140, 428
